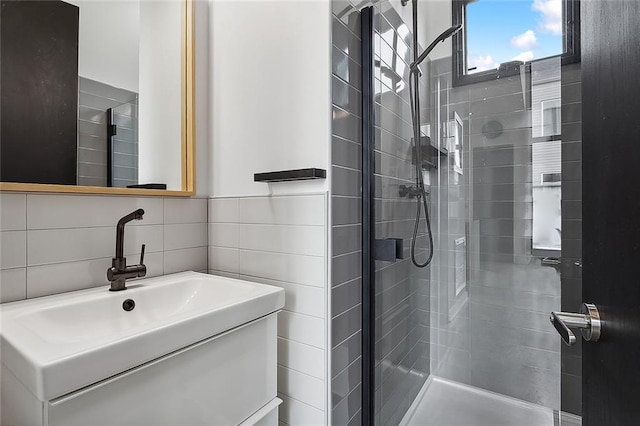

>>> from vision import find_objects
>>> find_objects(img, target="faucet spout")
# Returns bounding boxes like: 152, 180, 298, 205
108, 209, 147, 291
115, 208, 144, 259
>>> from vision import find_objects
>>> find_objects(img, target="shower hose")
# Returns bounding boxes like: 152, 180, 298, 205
408, 68, 434, 268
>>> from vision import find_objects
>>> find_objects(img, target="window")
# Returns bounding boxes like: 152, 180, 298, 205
452, 0, 580, 86
541, 98, 562, 136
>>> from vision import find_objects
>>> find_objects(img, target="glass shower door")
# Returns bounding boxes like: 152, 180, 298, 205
371, 3, 432, 424
367, 1, 579, 425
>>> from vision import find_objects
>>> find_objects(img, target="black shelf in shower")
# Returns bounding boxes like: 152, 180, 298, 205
412, 135, 448, 170
254, 168, 326, 183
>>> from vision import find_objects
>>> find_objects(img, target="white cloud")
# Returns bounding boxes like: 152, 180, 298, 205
532, 0, 563, 35
511, 30, 537, 50
512, 50, 535, 62
468, 55, 498, 72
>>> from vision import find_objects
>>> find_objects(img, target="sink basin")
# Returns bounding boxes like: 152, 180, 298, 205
0, 272, 284, 401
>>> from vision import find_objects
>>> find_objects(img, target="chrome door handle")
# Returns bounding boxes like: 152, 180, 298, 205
550, 303, 601, 346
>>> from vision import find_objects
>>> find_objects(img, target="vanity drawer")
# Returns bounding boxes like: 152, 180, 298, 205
45, 314, 277, 426
239, 397, 282, 426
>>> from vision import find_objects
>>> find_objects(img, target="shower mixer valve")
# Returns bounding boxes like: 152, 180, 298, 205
399, 184, 429, 199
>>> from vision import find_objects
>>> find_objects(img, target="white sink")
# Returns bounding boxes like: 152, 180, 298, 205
0, 272, 284, 401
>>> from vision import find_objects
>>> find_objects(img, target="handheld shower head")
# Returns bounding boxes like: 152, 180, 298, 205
440, 24, 463, 41
406, 23, 462, 268
410, 24, 463, 71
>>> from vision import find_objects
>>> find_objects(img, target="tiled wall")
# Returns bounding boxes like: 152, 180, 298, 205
428, 56, 565, 410
78, 77, 139, 188
428, 58, 472, 389
331, 1, 432, 425
331, 1, 363, 425
0, 193, 207, 302
207, 194, 328, 426
560, 62, 582, 416
372, 4, 431, 425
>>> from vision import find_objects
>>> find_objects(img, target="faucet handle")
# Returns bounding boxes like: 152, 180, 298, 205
139, 244, 146, 265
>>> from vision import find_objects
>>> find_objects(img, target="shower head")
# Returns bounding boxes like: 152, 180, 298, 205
410, 24, 463, 72
439, 24, 463, 42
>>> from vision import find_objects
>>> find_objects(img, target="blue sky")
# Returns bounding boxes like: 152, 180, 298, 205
466, 0, 563, 72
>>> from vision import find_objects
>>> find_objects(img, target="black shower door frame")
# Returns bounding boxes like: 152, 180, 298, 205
360, 5, 375, 425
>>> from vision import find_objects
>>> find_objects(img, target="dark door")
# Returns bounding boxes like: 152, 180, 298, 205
582, 0, 640, 424
0, 0, 79, 185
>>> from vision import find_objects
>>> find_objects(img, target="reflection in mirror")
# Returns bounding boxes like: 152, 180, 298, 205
0, 0, 185, 191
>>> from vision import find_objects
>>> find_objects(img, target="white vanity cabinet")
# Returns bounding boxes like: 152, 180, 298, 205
0, 272, 285, 426
2, 314, 280, 426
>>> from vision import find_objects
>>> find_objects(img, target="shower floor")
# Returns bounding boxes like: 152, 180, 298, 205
399, 376, 556, 426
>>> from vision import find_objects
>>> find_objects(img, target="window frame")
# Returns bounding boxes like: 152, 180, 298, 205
452, 0, 580, 87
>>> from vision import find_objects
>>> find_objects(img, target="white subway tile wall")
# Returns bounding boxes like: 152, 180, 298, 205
0, 193, 26, 231
0, 193, 208, 303
208, 194, 328, 425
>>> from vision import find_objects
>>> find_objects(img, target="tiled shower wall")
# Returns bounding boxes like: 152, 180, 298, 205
207, 195, 328, 425
331, 1, 431, 425
560, 63, 582, 416
428, 57, 473, 389
0, 193, 207, 303
424, 58, 564, 409
331, 1, 363, 425
78, 77, 139, 188
372, 4, 431, 426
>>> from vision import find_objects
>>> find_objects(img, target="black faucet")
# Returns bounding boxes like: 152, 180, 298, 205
107, 209, 147, 291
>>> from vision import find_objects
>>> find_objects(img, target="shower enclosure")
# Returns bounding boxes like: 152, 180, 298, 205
106, 99, 139, 188
358, 0, 579, 424
332, 0, 639, 423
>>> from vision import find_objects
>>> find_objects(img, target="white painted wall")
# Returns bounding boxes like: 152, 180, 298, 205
207, 2, 332, 422
194, 0, 211, 197
419, 0, 453, 60
389, 0, 453, 60
68, 0, 140, 92
138, 0, 183, 190
209, 0, 331, 197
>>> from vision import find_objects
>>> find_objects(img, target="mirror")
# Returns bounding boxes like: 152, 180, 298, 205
0, 0, 194, 195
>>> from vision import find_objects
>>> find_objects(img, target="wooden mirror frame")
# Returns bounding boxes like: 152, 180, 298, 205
0, 0, 195, 197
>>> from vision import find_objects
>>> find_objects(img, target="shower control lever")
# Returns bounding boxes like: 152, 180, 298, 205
399, 184, 428, 199
550, 303, 601, 346
375, 238, 404, 262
